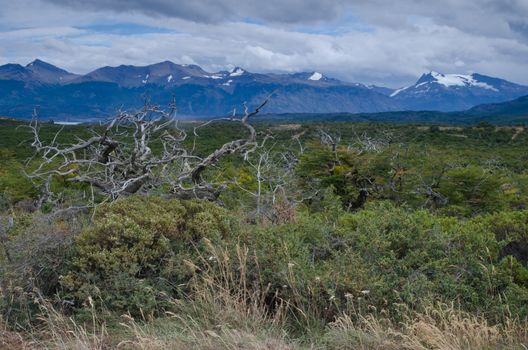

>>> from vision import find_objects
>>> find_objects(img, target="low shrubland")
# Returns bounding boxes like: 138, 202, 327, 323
2, 120, 528, 348
1, 195, 528, 348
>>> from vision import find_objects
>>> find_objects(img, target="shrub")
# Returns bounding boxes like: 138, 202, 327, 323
0, 213, 79, 328
243, 202, 528, 327
0, 152, 38, 205
437, 165, 505, 215
61, 196, 237, 316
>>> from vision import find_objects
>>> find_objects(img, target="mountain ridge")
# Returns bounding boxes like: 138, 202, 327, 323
1, 59, 528, 119
388, 71, 528, 111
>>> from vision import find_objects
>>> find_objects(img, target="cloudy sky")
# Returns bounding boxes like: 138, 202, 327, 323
1, 0, 528, 87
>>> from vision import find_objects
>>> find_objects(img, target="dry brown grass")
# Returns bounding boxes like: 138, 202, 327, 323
0, 328, 32, 350
30, 297, 109, 350
114, 321, 295, 350
94, 238, 296, 349
323, 303, 528, 350
271, 124, 302, 131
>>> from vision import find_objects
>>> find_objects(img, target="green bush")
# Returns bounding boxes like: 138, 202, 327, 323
244, 202, 528, 325
437, 166, 505, 215
2, 196, 528, 332
61, 196, 237, 316
296, 143, 394, 211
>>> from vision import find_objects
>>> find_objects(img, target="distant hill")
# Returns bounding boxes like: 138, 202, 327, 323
258, 95, 528, 125
467, 95, 528, 117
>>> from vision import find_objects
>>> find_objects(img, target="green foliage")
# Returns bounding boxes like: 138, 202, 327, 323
3, 120, 528, 338
0, 150, 38, 203
297, 142, 392, 210
61, 196, 237, 315
2, 194, 528, 333
437, 165, 505, 215
243, 202, 528, 324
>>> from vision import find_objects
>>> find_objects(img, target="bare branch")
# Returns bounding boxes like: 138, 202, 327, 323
26, 97, 272, 208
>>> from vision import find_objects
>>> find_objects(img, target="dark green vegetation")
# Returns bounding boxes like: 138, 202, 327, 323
1, 118, 528, 347
257, 93, 528, 125
467, 95, 528, 119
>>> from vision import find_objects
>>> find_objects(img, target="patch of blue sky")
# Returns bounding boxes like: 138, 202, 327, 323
406, 15, 435, 27
77, 23, 176, 36
294, 14, 375, 35
239, 17, 267, 26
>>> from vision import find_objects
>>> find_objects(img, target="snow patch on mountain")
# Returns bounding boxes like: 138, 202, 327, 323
167, 74, 173, 83
390, 86, 410, 97
308, 72, 323, 81
429, 71, 498, 91
204, 74, 223, 79
391, 71, 501, 97
229, 68, 245, 77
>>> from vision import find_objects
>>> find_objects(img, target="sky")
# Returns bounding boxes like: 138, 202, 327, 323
1, 0, 528, 87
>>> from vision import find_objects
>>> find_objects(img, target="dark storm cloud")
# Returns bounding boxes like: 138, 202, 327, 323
40, 0, 528, 34
345, 0, 528, 36
43, 0, 348, 24
509, 21, 528, 41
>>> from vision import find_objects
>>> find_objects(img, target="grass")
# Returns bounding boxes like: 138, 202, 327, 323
322, 304, 528, 350
2, 241, 527, 350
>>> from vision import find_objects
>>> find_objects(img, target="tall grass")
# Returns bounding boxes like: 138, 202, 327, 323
3, 241, 528, 349
323, 303, 528, 349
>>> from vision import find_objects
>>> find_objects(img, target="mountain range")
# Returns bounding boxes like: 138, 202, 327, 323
1, 59, 527, 120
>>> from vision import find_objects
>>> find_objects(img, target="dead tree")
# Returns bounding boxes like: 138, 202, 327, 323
233, 140, 300, 222
414, 160, 454, 208
26, 97, 271, 207
348, 129, 392, 154
318, 129, 341, 166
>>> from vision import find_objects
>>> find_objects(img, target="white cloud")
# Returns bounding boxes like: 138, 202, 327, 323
0, 0, 527, 87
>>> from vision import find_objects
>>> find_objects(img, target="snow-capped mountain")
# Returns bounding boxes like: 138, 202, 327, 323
70, 64, 347, 88
1, 60, 528, 119
72, 61, 210, 87
289, 71, 331, 82
390, 71, 528, 111
0, 59, 397, 119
